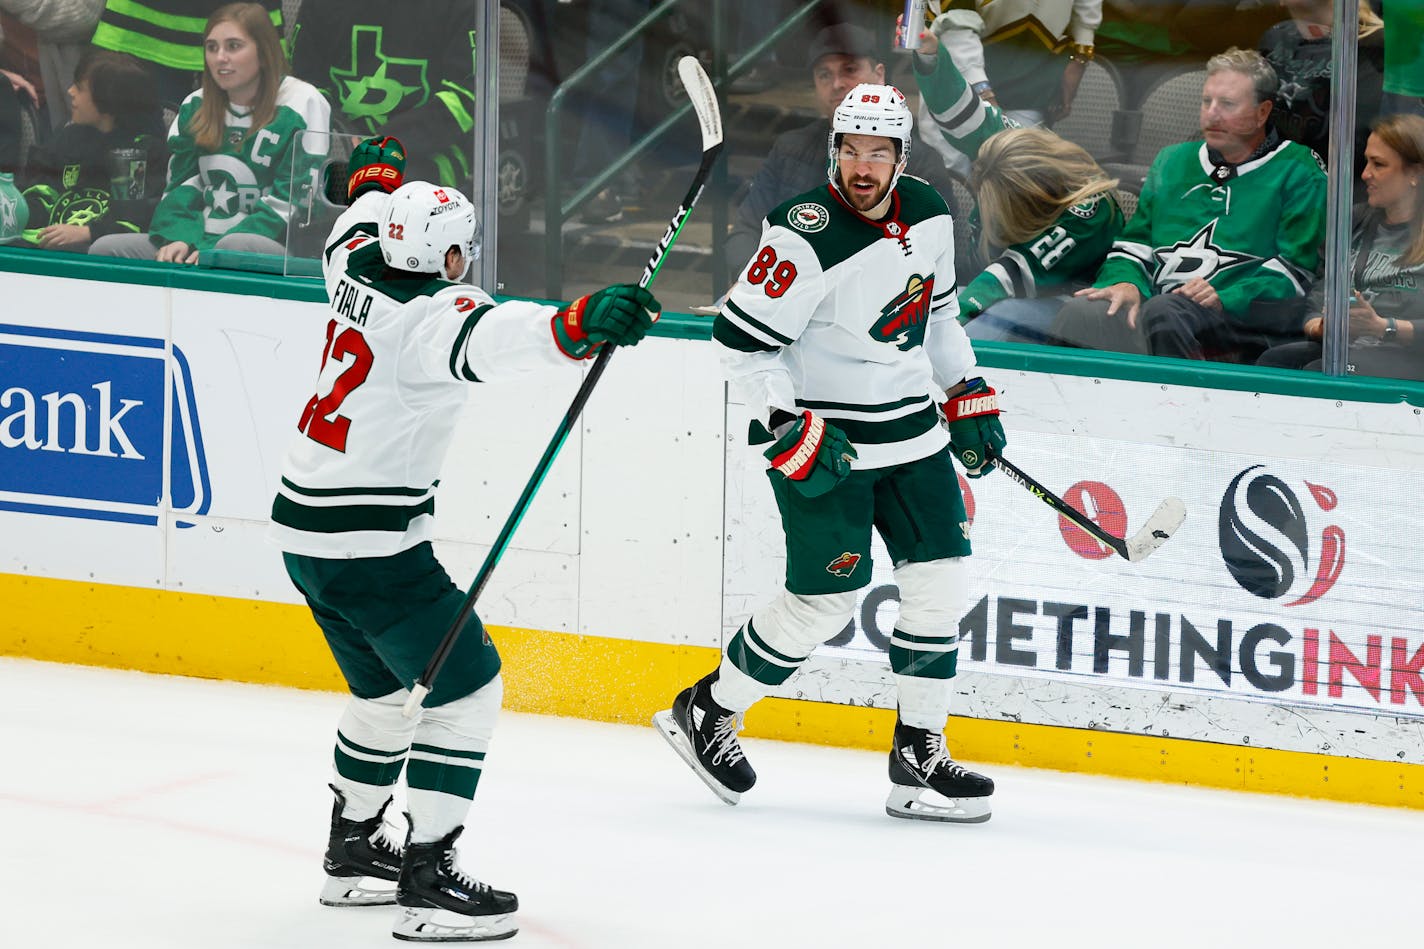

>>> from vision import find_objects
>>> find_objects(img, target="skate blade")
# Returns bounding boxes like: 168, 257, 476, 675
318, 873, 397, 906
885, 785, 992, 824
651, 709, 741, 806
392, 906, 517, 942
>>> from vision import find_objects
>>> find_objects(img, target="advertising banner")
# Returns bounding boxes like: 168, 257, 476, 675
725, 426, 1424, 721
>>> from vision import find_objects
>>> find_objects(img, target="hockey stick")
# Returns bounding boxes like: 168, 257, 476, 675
403, 57, 723, 716
989, 451, 1186, 563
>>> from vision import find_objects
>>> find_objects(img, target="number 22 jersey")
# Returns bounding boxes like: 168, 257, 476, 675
269, 192, 574, 559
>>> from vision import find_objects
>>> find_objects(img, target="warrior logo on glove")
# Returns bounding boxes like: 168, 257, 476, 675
943, 378, 1006, 477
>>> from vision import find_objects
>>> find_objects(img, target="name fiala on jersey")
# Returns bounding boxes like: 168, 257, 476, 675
871, 273, 935, 351
333, 277, 374, 325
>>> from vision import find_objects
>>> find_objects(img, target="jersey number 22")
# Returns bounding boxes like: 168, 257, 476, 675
299, 319, 373, 452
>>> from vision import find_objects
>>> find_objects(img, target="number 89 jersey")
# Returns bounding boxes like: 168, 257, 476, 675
714, 178, 976, 469
269, 192, 571, 559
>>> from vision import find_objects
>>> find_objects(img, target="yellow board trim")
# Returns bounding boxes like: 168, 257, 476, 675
4, 573, 1420, 811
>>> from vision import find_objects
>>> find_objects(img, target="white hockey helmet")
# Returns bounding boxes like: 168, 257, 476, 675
827, 83, 913, 196
378, 181, 481, 276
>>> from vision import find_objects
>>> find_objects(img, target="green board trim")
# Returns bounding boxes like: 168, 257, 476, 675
3, 246, 1422, 402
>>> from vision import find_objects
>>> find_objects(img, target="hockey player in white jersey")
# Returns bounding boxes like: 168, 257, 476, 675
654, 84, 1005, 823
269, 137, 660, 940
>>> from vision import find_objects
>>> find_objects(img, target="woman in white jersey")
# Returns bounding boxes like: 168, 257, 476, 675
91, 2, 330, 263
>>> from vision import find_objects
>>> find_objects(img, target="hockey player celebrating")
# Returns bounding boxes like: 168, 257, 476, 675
653, 85, 1003, 823
269, 136, 661, 940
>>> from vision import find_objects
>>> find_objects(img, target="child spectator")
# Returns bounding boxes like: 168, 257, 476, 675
1258, 0, 1384, 181
1257, 113, 1424, 381
90, 2, 328, 264
20, 47, 165, 251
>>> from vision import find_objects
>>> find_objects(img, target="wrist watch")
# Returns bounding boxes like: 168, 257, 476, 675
1069, 43, 1095, 63
971, 81, 993, 96
1383, 316, 1399, 340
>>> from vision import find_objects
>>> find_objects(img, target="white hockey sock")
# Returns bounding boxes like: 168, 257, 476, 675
332, 690, 418, 821
710, 659, 772, 713
894, 673, 954, 731
407, 675, 502, 844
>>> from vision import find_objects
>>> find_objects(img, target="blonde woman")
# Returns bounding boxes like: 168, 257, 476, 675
91, 2, 329, 263
912, 25, 1124, 343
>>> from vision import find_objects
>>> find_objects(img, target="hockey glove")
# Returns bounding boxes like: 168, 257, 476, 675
764, 410, 857, 498
347, 135, 407, 200
552, 284, 661, 359
943, 378, 1006, 478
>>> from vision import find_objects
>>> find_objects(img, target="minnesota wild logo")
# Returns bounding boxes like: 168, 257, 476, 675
868, 273, 935, 351
332, 25, 431, 129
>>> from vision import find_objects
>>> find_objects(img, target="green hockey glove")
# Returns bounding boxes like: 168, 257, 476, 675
552, 284, 662, 359
943, 378, 1005, 478
764, 410, 857, 498
347, 135, 407, 200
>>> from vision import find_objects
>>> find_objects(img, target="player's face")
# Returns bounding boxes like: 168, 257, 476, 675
1199, 70, 1271, 163
205, 21, 262, 106
813, 55, 886, 119
1362, 133, 1420, 222
836, 133, 897, 212
445, 248, 469, 281
68, 78, 102, 128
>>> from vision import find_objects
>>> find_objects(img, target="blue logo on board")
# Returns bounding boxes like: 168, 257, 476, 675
0, 324, 211, 525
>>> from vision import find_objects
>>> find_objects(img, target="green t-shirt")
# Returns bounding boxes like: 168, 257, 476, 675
1384, 1, 1424, 97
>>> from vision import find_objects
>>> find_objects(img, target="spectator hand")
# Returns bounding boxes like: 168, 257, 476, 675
551, 284, 661, 359
1171, 277, 1221, 312
37, 224, 91, 248
1075, 282, 1142, 328
348, 135, 406, 200
1302, 315, 1325, 340
156, 240, 199, 265
1048, 58, 1088, 124
1, 69, 38, 109
1348, 292, 1385, 338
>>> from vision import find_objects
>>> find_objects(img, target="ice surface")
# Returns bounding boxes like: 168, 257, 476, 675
3, 658, 1418, 948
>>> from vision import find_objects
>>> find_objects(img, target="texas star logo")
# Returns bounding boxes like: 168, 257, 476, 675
1153, 220, 1259, 287
826, 551, 862, 578
869, 273, 935, 351
788, 202, 829, 233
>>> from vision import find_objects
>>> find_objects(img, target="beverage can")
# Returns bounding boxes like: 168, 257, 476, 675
899, 0, 928, 49
109, 147, 146, 201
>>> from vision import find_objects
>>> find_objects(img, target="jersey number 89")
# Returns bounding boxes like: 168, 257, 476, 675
747, 246, 797, 298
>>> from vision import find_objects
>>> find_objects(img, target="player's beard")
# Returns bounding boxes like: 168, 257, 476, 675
840, 170, 891, 213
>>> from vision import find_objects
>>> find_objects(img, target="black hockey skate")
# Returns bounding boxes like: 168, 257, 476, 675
886, 720, 994, 823
393, 822, 518, 942
319, 785, 403, 906
651, 672, 757, 805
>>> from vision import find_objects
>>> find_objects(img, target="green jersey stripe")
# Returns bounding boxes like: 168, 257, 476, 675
713, 315, 780, 353
723, 300, 795, 345
449, 305, 494, 381
814, 405, 940, 445
271, 494, 435, 534
795, 394, 931, 414
280, 477, 434, 498
326, 221, 378, 262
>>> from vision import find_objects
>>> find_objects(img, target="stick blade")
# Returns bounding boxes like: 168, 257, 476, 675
1124, 497, 1187, 562
677, 56, 723, 152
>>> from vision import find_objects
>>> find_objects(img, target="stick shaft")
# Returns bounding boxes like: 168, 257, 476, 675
989, 453, 1130, 559
406, 136, 723, 714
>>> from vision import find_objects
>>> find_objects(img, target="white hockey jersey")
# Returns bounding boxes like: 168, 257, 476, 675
269, 192, 575, 558
715, 177, 977, 470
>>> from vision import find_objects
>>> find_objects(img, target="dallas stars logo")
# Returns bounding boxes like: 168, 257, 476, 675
869, 273, 935, 351
331, 26, 430, 130
1153, 220, 1259, 287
